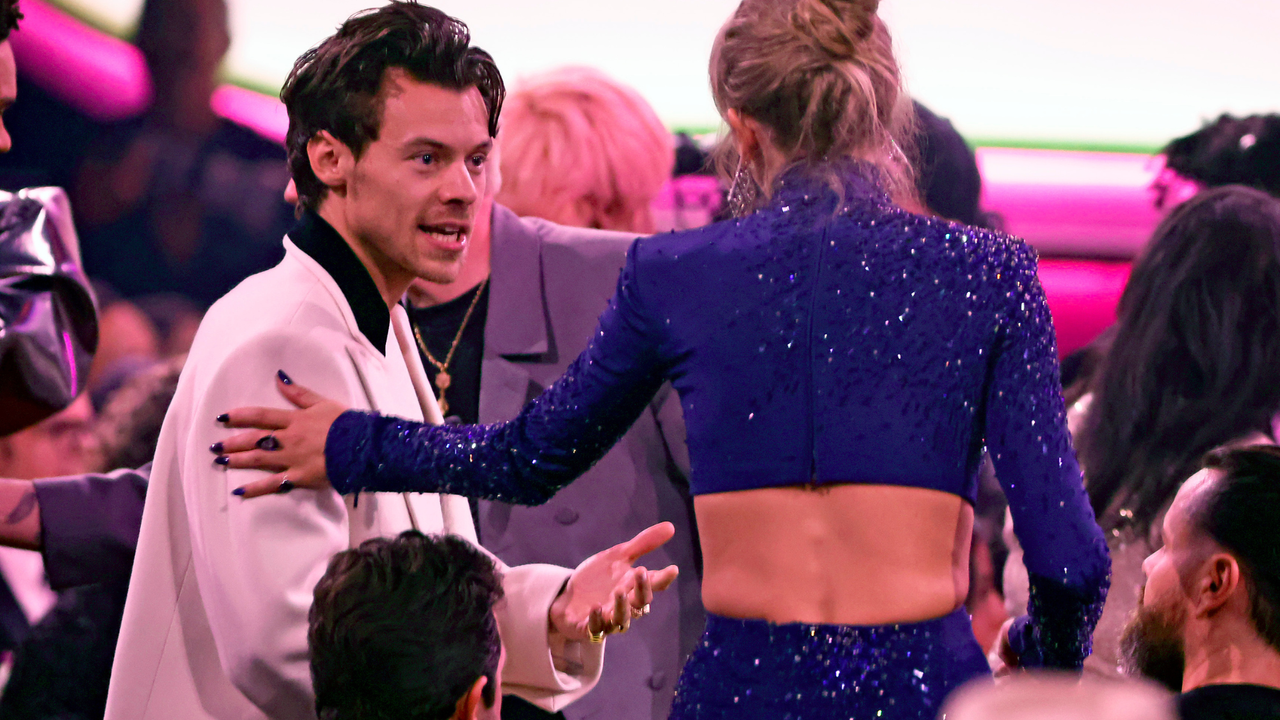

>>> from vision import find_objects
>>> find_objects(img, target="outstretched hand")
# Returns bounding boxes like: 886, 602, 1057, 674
212, 372, 349, 497
549, 522, 680, 643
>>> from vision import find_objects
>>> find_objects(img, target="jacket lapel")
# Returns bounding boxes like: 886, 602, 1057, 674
285, 242, 442, 541
391, 306, 474, 542
479, 205, 551, 424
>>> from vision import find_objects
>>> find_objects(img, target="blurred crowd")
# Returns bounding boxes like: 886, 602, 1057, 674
1, 0, 1280, 718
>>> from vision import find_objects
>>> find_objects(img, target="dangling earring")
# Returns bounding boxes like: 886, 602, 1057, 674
727, 158, 760, 218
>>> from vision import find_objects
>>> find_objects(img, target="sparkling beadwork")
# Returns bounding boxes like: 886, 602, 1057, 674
668, 610, 990, 718
325, 163, 1112, 689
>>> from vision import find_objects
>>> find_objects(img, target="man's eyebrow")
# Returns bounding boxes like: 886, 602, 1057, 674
404, 137, 448, 151
403, 138, 494, 153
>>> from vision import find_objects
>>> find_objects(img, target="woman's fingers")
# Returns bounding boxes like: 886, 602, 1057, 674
276, 375, 327, 409
232, 473, 290, 499
230, 470, 328, 498
214, 430, 275, 454
219, 406, 294, 430
217, 449, 288, 472
217, 376, 326, 429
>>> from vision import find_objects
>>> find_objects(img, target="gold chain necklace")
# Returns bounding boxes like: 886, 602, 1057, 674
410, 277, 489, 416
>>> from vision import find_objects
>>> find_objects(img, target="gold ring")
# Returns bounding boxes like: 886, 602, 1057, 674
588, 628, 605, 644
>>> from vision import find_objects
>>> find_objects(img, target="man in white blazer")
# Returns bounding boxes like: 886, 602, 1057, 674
104, 5, 673, 719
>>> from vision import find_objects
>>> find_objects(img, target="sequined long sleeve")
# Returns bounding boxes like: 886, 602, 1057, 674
986, 245, 1111, 670
325, 242, 669, 504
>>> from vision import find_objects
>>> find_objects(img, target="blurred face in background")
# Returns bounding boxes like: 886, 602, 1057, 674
0, 40, 16, 154
0, 395, 100, 479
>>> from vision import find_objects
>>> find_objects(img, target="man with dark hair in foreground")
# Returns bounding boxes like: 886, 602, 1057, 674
310, 531, 506, 720
1121, 445, 1280, 719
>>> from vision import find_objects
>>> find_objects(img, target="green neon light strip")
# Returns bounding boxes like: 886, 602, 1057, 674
670, 129, 1162, 155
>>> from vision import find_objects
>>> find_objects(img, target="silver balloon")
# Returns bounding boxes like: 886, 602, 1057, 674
0, 187, 98, 435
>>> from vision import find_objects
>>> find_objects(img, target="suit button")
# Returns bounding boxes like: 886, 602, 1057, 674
554, 508, 579, 525
648, 672, 667, 690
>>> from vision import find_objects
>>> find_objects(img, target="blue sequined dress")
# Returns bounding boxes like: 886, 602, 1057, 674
326, 166, 1111, 718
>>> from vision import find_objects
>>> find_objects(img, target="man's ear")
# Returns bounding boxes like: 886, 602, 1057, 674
307, 130, 354, 197
453, 676, 487, 720
1194, 553, 1243, 618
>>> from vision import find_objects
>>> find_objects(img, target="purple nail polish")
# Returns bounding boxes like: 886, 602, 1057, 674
277, 370, 293, 385
216, 414, 230, 423
232, 487, 245, 496
210, 442, 224, 454
215, 455, 230, 466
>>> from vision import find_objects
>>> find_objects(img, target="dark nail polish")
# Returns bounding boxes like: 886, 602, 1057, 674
209, 442, 224, 454
216, 414, 230, 423
232, 487, 245, 496
215, 455, 230, 466
277, 370, 293, 385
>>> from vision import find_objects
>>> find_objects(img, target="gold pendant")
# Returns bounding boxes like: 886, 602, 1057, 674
433, 371, 451, 416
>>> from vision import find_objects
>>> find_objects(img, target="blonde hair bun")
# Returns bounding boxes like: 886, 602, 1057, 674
790, 0, 880, 59
709, 0, 916, 205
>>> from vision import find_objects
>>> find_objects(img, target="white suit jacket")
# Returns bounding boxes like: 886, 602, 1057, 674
104, 239, 603, 720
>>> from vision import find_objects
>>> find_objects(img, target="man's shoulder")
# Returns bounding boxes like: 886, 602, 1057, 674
188, 253, 354, 374
494, 204, 636, 263
202, 252, 342, 333
536, 221, 636, 256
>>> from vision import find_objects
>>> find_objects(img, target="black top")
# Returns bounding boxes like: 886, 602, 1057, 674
1180, 684, 1280, 720
289, 210, 390, 355
405, 281, 489, 425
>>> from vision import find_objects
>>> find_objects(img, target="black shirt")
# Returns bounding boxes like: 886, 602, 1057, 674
405, 281, 489, 425
289, 210, 390, 354
1180, 684, 1280, 720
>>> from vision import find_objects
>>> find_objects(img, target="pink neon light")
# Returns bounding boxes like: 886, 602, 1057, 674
9, 0, 290, 138
210, 84, 286, 144
1037, 258, 1131, 357
977, 147, 1164, 258
9, 0, 151, 122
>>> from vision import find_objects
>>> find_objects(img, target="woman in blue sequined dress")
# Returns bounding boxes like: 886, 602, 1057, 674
217, 0, 1110, 716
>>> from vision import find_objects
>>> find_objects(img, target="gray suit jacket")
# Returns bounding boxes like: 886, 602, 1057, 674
480, 205, 703, 720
